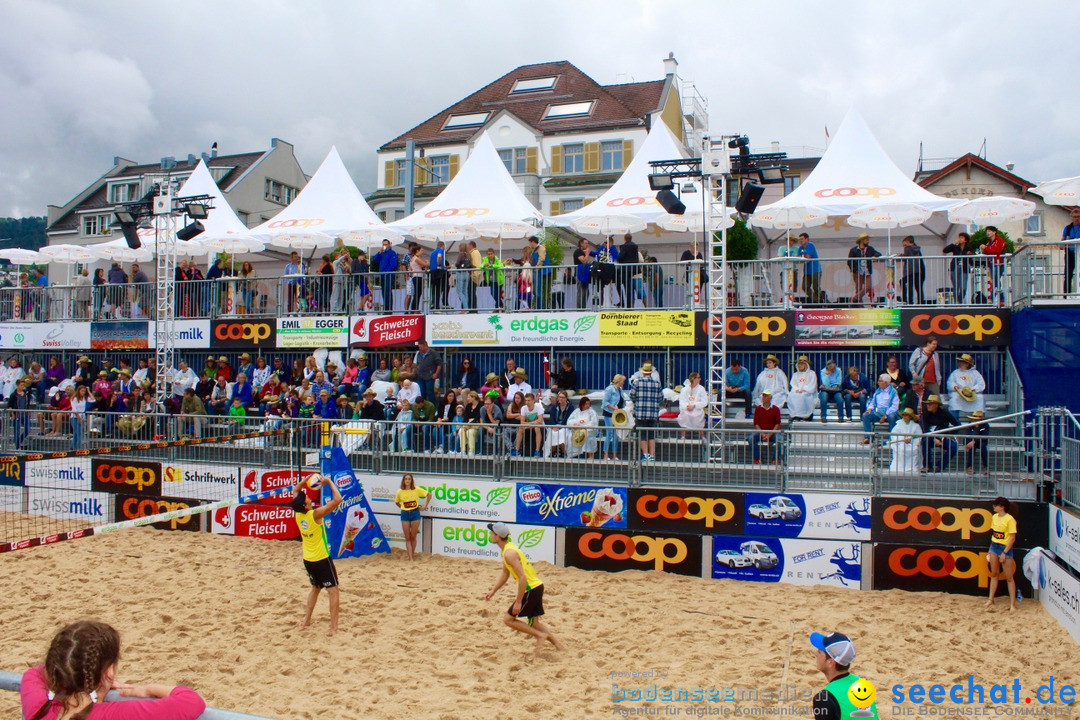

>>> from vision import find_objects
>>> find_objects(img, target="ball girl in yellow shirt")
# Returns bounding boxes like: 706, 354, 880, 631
394, 473, 431, 561
986, 496, 1018, 611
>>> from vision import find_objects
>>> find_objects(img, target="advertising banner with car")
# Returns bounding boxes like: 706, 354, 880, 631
872, 543, 1034, 597
431, 518, 556, 564
744, 493, 871, 541
361, 473, 516, 523
900, 308, 1010, 347
711, 536, 863, 589
276, 315, 349, 348
517, 483, 627, 528
628, 488, 743, 535
795, 308, 900, 348
565, 526, 702, 576
1049, 505, 1080, 574
872, 497, 1047, 549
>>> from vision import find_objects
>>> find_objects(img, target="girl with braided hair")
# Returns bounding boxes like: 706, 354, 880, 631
21, 620, 204, 720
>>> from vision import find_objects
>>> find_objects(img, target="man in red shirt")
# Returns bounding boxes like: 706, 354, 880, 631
981, 225, 1008, 306
749, 389, 783, 464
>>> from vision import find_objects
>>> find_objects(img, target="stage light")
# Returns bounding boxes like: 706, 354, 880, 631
114, 210, 141, 249
656, 189, 686, 215
648, 173, 674, 191
184, 203, 209, 220
176, 220, 205, 241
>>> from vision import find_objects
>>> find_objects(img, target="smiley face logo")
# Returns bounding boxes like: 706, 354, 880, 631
848, 678, 876, 715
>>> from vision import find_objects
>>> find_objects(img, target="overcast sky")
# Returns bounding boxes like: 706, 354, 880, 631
1, 0, 1077, 219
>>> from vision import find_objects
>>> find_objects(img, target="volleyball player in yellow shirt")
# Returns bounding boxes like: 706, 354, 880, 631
291, 475, 344, 636
482, 522, 562, 653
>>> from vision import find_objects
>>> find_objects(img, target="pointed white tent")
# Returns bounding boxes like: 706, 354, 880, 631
551, 121, 723, 236
174, 159, 259, 256
755, 108, 957, 219
251, 146, 397, 250
389, 133, 542, 241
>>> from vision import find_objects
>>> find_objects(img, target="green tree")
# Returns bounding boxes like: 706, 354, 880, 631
711, 219, 760, 260
0, 217, 47, 250
969, 227, 1016, 254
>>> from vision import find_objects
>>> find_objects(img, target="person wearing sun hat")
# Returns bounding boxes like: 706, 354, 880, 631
506, 367, 532, 404
753, 354, 788, 409
920, 394, 959, 472
788, 354, 819, 422
810, 631, 878, 719
946, 353, 985, 415
964, 409, 991, 475
889, 407, 922, 472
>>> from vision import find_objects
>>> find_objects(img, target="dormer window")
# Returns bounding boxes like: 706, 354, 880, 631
543, 101, 594, 120
511, 77, 557, 94
443, 112, 490, 130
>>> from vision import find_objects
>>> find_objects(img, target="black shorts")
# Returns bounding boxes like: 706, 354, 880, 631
510, 585, 545, 619
303, 557, 338, 588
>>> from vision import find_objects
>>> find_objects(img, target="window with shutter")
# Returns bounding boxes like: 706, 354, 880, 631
622, 139, 633, 169
384, 160, 395, 188
584, 142, 600, 172
551, 146, 563, 174
549, 200, 562, 215
448, 155, 460, 180
525, 147, 538, 174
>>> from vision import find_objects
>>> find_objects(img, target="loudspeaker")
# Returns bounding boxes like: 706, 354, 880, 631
119, 223, 141, 249
176, 220, 205, 241
655, 189, 686, 215
734, 183, 765, 214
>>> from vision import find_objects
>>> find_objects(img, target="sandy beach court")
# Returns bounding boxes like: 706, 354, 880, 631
1, 528, 1076, 719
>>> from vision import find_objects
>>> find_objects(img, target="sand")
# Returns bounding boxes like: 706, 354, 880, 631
1, 529, 1076, 719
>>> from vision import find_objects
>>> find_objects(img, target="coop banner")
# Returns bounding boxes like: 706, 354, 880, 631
319, 446, 389, 559
711, 536, 863, 589
516, 483, 628, 528
698, 311, 797, 348
565, 527, 703, 576
430, 518, 556, 564
900, 309, 1010, 347
361, 473, 517, 523
628, 488, 744, 535
872, 497, 1047, 549
743, 493, 872, 541
872, 543, 1034, 597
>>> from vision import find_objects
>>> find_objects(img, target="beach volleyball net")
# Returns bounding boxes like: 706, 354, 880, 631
0, 426, 296, 552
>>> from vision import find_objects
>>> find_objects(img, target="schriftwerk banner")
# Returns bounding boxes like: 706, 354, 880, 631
319, 446, 389, 559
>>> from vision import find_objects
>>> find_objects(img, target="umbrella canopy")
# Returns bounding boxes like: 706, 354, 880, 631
946, 196, 1036, 226
1032, 176, 1080, 206
89, 238, 154, 263
750, 205, 830, 230
550, 121, 703, 236
253, 146, 399, 250
389, 133, 542, 242
0, 248, 44, 264
656, 212, 735, 233
847, 203, 933, 229
38, 244, 99, 264
194, 234, 266, 255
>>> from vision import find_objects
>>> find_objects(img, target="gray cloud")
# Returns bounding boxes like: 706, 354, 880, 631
1, 0, 1077, 218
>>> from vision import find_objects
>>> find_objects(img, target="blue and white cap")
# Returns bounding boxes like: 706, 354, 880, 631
810, 631, 856, 666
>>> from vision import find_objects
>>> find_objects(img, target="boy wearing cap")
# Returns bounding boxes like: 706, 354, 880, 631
810, 631, 877, 718
482, 522, 562, 652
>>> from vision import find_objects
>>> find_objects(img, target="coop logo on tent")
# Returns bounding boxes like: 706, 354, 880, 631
814, 186, 897, 199
267, 218, 325, 229
424, 207, 490, 218
606, 196, 660, 207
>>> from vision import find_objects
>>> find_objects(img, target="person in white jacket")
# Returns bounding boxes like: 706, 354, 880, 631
889, 407, 922, 472
753, 354, 788, 409
0, 357, 26, 400
677, 372, 709, 431
565, 396, 599, 459
787, 355, 819, 421
946, 353, 986, 415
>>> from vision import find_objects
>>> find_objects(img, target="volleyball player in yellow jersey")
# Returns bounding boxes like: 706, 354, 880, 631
482, 522, 562, 652
290, 475, 344, 636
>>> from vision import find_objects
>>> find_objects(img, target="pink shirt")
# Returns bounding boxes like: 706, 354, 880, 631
21, 666, 206, 720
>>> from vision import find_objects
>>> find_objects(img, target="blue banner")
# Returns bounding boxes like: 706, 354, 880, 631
319, 446, 389, 558
712, 536, 863, 589
515, 483, 627, 528
744, 493, 872, 541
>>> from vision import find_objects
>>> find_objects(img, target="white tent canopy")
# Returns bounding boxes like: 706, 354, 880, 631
755, 107, 958, 218
551, 121, 718, 236
251, 146, 397, 250
389, 132, 542, 242
172, 159, 255, 256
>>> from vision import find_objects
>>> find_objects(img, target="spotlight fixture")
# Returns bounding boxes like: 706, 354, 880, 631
655, 189, 686, 215
184, 203, 209, 220
648, 173, 674, 191
113, 210, 141, 249
176, 220, 205, 241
